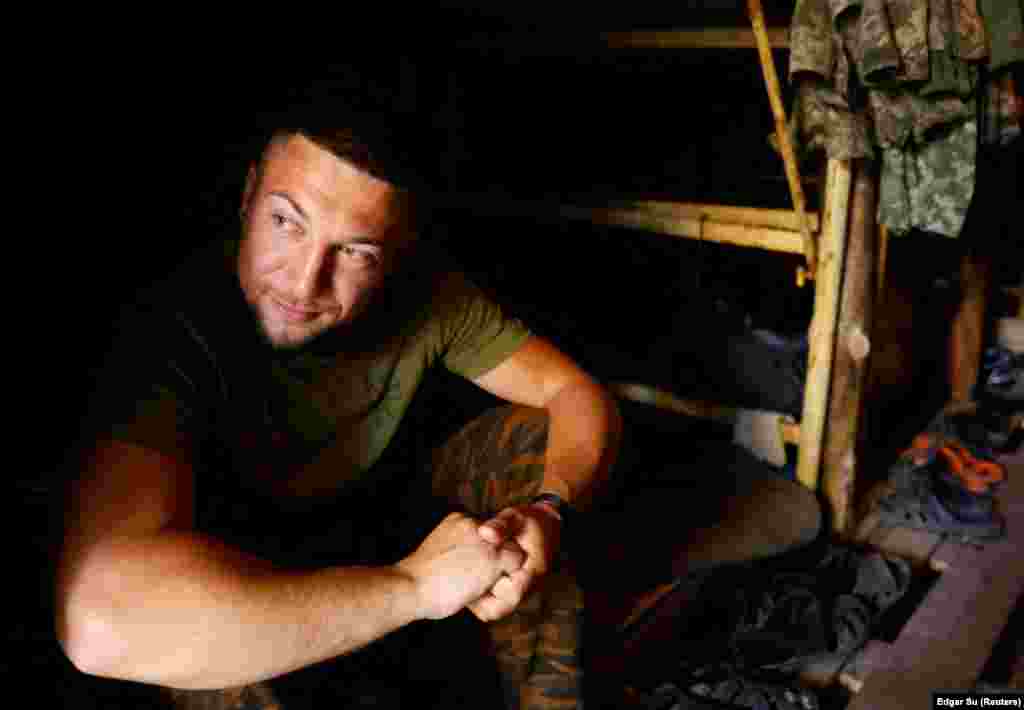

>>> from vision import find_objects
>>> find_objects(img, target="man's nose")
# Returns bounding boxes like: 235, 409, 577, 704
293, 241, 332, 301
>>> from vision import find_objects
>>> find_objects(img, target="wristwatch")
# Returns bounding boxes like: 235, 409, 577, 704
530, 492, 572, 524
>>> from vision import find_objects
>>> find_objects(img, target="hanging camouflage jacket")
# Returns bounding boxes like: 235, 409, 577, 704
787, 0, 1020, 237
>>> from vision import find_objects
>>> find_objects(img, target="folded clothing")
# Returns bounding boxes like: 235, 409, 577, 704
626, 544, 910, 709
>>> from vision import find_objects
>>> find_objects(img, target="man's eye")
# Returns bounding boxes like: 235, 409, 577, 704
271, 213, 295, 231
340, 245, 380, 268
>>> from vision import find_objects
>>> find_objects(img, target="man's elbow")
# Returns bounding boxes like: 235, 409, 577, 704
56, 589, 130, 679
55, 551, 139, 681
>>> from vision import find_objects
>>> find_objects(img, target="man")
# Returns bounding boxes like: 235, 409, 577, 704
56, 121, 622, 709
56, 118, 823, 709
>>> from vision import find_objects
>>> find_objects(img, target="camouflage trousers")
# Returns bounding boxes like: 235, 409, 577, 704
168, 404, 581, 710
430, 405, 584, 710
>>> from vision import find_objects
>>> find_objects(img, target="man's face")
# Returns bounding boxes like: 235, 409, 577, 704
238, 134, 411, 349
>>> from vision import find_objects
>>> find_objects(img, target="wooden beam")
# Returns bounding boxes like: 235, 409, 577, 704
797, 159, 852, 492
821, 160, 877, 535
577, 201, 821, 232
436, 197, 820, 255
608, 383, 737, 423
561, 204, 809, 255
603, 27, 789, 49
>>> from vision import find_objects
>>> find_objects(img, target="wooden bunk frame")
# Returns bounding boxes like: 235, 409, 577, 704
454, 2, 880, 534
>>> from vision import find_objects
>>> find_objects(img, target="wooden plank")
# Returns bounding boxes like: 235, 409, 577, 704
847, 456, 1024, 708
747, 0, 816, 270
603, 27, 790, 49
821, 160, 877, 535
797, 159, 852, 491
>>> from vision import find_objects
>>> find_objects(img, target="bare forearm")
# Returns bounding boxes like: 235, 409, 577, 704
541, 378, 622, 510
57, 530, 419, 690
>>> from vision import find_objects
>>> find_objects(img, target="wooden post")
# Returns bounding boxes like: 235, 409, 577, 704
797, 159, 853, 492
747, 0, 817, 272
821, 160, 877, 535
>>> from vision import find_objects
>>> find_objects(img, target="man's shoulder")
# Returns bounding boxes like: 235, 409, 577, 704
109, 238, 248, 364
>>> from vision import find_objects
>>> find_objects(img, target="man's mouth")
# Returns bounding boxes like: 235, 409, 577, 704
270, 295, 321, 323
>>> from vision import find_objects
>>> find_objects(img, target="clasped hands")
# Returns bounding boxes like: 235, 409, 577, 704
397, 502, 562, 623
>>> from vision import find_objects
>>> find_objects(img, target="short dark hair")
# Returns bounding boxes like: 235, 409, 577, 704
263, 105, 424, 187
255, 112, 426, 229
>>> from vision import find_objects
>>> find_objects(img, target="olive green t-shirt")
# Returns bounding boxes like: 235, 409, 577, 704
90, 240, 531, 508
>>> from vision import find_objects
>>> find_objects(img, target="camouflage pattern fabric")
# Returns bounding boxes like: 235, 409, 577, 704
789, 0, 988, 143
790, 0, 876, 159
878, 118, 977, 237
792, 79, 876, 159
921, 0, 980, 97
430, 404, 584, 710
979, 0, 1024, 72
164, 683, 284, 710
856, 0, 915, 85
869, 89, 974, 147
791, 0, 837, 79
928, 0, 952, 52
787, 0, 1008, 237
431, 404, 553, 516
956, 0, 990, 62
823, 0, 931, 86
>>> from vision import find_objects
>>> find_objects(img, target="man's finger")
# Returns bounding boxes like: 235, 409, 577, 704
468, 590, 515, 622
497, 540, 526, 574
478, 507, 524, 545
492, 568, 532, 606
487, 568, 533, 609
469, 566, 535, 622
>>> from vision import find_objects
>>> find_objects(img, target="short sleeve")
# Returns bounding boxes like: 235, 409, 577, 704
433, 271, 532, 380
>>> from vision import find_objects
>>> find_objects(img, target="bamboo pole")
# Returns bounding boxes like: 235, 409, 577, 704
573, 201, 821, 232
603, 27, 790, 50
434, 196, 819, 254
569, 208, 807, 254
797, 159, 853, 491
608, 384, 738, 423
453, 198, 820, 233
821, 160, 877, 534
610, 383, 803, 446
747, 0, 817, 272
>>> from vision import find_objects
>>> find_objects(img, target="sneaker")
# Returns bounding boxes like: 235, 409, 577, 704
873, 443, 1006, 542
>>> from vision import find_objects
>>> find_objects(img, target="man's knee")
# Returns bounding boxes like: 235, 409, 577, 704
431, 405, 551, 516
